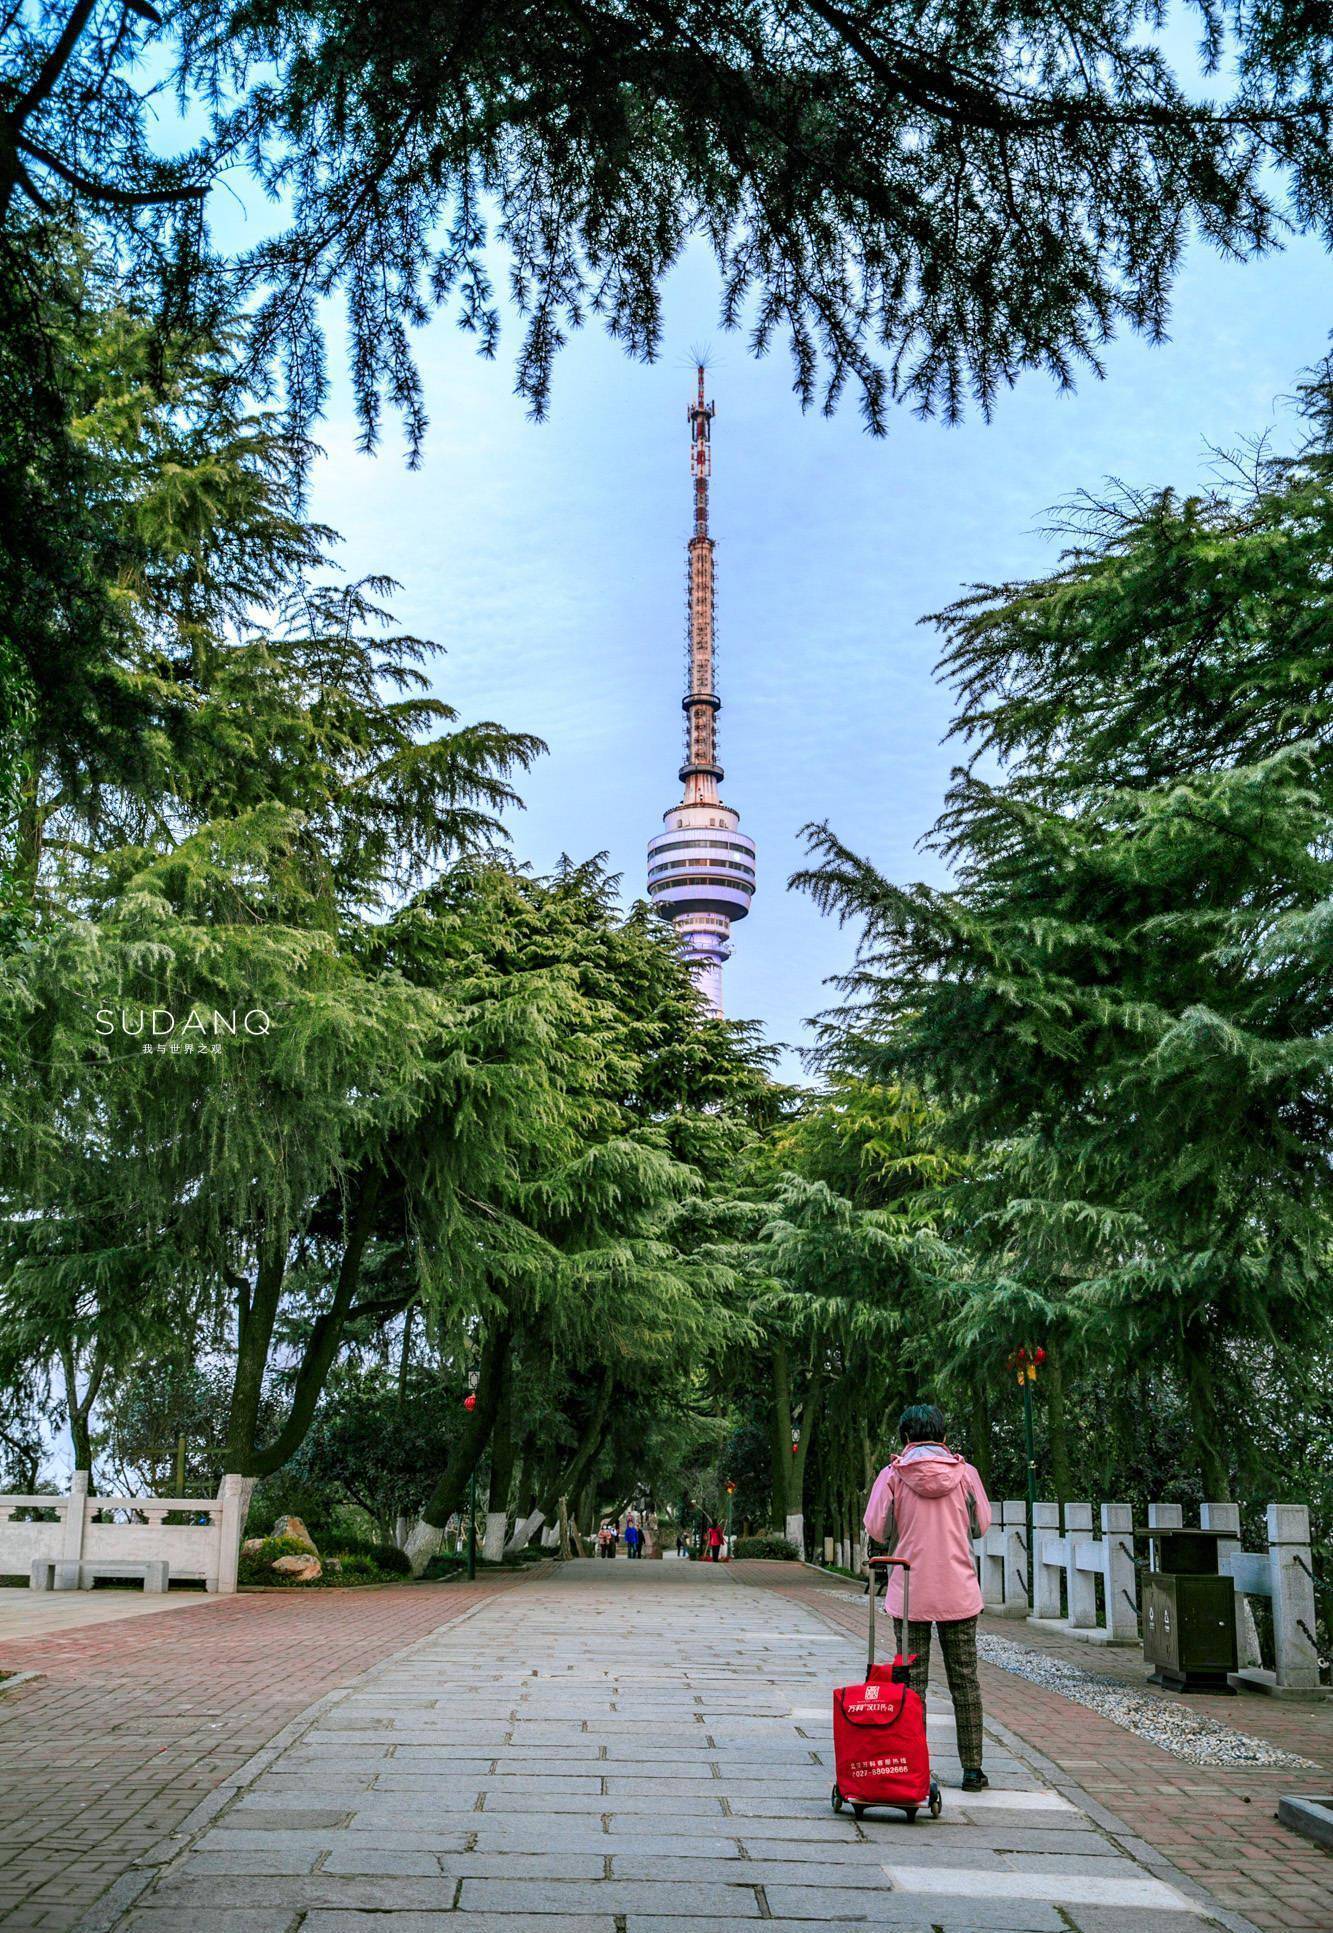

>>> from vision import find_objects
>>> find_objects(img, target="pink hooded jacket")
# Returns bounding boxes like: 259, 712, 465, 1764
863, 1443, 992, 1623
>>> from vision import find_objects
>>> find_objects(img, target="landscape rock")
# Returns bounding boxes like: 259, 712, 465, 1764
271, 1513, 319, 1554
271, 1552, 322, 1582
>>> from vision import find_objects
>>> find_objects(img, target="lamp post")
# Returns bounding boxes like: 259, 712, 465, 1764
463, 1388, 478, 1580
725, 1480, 736, 1552
1008, 1345, 1046, 1598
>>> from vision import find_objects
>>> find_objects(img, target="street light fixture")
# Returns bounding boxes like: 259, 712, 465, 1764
1007, 1345, 1046, 1598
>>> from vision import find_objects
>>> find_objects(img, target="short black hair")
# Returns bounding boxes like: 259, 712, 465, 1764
899, 1403, 947, 1445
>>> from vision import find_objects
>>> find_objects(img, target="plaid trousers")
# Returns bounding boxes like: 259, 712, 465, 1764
892, 1613, 984, 1770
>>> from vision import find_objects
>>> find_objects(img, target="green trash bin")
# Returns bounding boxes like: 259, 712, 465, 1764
1136, 1527, 1238, 1694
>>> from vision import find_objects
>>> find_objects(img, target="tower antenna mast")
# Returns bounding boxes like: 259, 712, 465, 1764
646, 367, 756, 1014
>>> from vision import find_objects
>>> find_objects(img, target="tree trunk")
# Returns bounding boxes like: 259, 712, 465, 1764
223, 1238, 287, 1473
59, 1338, 107, 1477
968, 1372, 993, 1488
248, 1172, 383, 1477
538, 1371, 615, 1524
785, 1365, 824, 1556
578, 1470, 598, 1536
421, 1313, 514, 1528
507, 1441, 560, 1553
405, 1515, 446, 1573
397, 1303, 415, 1407
1185, 1340, 1230, 1499
504, 1434, 538, 1552
483, 1351, 515, 1561
769, 1341, 793, 1528
487, 1355, 514, 1514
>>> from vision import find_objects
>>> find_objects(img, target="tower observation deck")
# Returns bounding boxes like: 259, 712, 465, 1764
646, 369, 756, 1015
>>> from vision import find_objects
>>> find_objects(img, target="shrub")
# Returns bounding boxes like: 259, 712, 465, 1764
372, 1543, 412, 1575
421, 1553, 463, 1580
237, 1534, 320, 1585
732, 1534, 800, 1561
325, 1535, 379, 1562
335, 1553, 380, 1579
242, 1472, 340, 1541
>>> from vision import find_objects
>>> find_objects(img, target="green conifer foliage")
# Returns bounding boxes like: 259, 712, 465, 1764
6, 3, 1333, 445
797, 380, 1333, 1497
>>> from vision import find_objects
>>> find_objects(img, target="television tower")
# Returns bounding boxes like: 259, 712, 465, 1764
646, 368, 756, 1014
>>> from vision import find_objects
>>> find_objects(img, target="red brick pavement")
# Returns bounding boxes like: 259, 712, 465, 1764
737, 1560, 1333, 1933
0, 1575, 535, 1933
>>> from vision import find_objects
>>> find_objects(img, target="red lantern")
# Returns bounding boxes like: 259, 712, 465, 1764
1035, 1347, 1047, 1365
791, 1440, 799, 1456
463, 1392, 477, 1412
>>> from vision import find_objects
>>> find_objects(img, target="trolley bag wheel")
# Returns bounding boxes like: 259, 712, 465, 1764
929, 1780, 943, 1819
830, 1784, 843, 1813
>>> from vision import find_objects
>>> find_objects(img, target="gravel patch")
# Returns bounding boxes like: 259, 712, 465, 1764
976, 1632, 1317, 1768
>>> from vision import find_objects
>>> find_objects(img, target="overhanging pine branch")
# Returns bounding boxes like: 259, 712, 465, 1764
17, 135, 207, 207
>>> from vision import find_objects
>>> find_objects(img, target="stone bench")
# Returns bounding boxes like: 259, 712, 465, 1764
30, 1558, 170, 1593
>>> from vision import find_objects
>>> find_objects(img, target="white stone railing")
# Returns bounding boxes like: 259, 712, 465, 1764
973, 1499, 1032, 1620
972, 1497, 1323, 1693
0, 1471, 247, 1594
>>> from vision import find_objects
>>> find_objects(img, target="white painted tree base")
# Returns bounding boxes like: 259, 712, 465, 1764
404, 1519, 444, 1575
504, 1509, 545, 1555
482, 1512, 507, 1563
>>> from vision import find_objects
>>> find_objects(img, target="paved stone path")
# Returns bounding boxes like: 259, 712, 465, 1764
100, 1559, 1246, 1933
745, 1563, 1333, 1933
0, 1575, 534, 1932
0, 1587, 229, 1646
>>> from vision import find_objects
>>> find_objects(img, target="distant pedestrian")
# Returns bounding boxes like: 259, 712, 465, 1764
625, 1519, 642, 1559
675, 1525, 687, 1557
863, 1402, 993, 1793
706, 1521, 723, 1563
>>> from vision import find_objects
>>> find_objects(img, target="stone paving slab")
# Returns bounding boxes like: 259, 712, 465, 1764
78, 1561, 1252, 1933
0, 1572, 540, 1933
740, 1562, 1326, 1933
0, 1584, 230, 1645
302, 1920, 615, 1933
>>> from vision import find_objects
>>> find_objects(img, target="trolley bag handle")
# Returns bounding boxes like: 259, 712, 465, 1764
866, 1555, 910, 1679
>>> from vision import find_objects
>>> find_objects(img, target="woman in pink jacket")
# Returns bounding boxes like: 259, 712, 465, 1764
863, 1402, 992, 1791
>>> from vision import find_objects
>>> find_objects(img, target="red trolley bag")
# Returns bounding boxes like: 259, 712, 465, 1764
830, 1555, 942, 1822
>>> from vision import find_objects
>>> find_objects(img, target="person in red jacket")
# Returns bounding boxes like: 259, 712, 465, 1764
863, 1402, 993, 1792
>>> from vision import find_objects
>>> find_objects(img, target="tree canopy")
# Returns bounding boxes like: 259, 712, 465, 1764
796, 370, 1333, 1506
4, 1, 1333, 449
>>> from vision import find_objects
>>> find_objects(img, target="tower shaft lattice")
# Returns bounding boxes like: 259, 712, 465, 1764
646, 368, 756, 1015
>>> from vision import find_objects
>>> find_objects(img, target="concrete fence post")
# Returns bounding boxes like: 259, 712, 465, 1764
1001, 1500, 1030, 1616
1031, 1502, 1062, 1620
1201, 1501, 1262, 1668
1268, 1504, 1320, 1693
215, 1474, 246, 1595
1064, 1503, 1096, 1627
1146, 1500, 1183, 1576
59, 1470, 89, 1577
979, 1518, 1004, 1611
1101, 1502, 1139, 1640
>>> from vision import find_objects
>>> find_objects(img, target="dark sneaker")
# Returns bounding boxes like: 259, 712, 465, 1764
961, 1768, 989, 1792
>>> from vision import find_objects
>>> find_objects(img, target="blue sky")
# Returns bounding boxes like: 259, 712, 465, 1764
302, 233, 1329, 1075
